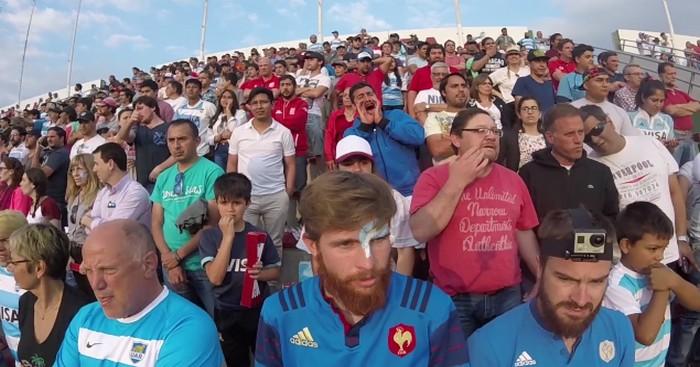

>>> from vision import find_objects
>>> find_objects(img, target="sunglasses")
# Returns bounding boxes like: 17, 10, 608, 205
584, 120, 607, 144
173, 172, 184, 196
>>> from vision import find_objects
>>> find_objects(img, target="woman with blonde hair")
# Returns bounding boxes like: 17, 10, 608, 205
9, 224, 90, 367
65, 154, 100, 296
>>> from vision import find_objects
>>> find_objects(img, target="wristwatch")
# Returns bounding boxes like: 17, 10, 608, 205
678, 235, 689, 243
425, 104, 430, 111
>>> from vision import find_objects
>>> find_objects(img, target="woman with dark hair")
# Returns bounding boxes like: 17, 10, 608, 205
209, 89, 247, 169
467, 74, 508, 129
381, 58, 405, 111
0, 157, 31, 214
629, 79, 676, 148
19, 168, 60, 228
498, 97, 546, 171
9, 224, 90, 367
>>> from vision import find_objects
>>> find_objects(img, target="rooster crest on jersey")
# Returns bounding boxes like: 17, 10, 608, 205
129, 342, 148, 363
388, 324, 416, 357
599, 340, 615, 362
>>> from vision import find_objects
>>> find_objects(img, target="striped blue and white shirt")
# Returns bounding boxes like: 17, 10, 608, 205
603, 262, 671, 367
0, 266, 24, 366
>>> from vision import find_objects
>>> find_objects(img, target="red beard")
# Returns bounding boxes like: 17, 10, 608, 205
316, 252, 392, 316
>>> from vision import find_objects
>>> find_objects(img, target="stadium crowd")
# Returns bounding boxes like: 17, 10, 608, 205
0, 26, 699, 366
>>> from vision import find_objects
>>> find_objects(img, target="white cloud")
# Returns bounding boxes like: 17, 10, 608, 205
83, 0, 146, 12
104, 34, 151, 49
247, 13, 259, 23
327, 1, 391, 31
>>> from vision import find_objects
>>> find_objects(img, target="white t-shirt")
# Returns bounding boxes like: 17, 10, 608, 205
8, 143, 30, 167
414, 88, 443, 106
295, 71, 331, 116
175, 99, 217, 156
570, 98, 642, 136
229, 120, 296, 196
489, 66, 530, 103
165, 96, 187, 111
70, 135, 106, 159
209, 110, 249, 146
590, 136, 680, 263
424, 111, 457, 137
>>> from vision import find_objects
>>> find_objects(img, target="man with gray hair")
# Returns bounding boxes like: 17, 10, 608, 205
54, 219, 225, 366
242, 57, 280, 100
613, 64, 646, 112
413, 62, 450, 124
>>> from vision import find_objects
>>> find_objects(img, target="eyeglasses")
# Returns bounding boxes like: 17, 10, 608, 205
7, 259, 31, 267
462, 128, 503, 137
584, 120, 608, 144
521, 106, 539, 113
173, 172, 184, 196
624, 72, 646, 77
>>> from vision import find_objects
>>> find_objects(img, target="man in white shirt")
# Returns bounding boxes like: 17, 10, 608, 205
307, 34, 323, 53
424, 73, 468, 163
8, 126, 30, 166
295, 51, 331, 176
330, 30, 344, 50
570, 67, 642, 136
413, 62, 449, 124
70, 112, 106, 159
227, 88, 296, 258
581, 104, 695, 269
175, 79, 217, 156
165, 80, 187, 111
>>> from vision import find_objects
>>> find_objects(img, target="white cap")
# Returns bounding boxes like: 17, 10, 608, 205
335, 135, 374, 163
357, 51, 373, 60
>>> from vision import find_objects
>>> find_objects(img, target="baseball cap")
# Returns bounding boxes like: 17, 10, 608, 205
527, 49, 548, 62
357, 51, 373, 61
335, 135, 374, 163
304, 51, 324, 61
77, 111, 95, 123
97, 97, 118, 108
332, 30, 339, 34
539, 208, 613, 262
579, 66, 607, 90
505, 46, 520, 55
332, 60, 348, 67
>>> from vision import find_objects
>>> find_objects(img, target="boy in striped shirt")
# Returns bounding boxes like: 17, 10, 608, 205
604, 201, 700, 367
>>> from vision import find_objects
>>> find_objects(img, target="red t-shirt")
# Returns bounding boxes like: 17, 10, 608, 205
410, 164, 539, 295
664, 88, 697, 131
408, 64, 459, 93
243, 74, 280, 91
547, 58, 576, 90
335, 70, 386, 104
324, 108, 356, 161
272, 97, 309, 157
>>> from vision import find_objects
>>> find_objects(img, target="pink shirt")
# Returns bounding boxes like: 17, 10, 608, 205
410, 164, 539, 295
9, 187, 32, 215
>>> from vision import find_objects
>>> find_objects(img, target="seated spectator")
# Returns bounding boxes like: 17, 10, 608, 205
10, 224, 91, 367
498, 97, 545, 171
65, 154, 100, 297
444, 39, 465, 70
629, 79, 677, 150
7, 126, 30, 167
199, 173, 281, 366
0, 210, 27, 365
54, 220, 225, 365
467, 74, 508, 129
556, 44, 595, 103
467, 37, 505, 76
0, 158, 30, 214
490, 46, 530, 104
414, 62, 450, 124
659, 62, 700, 166
19, 168, 60, 228
424, 73, 468, 164
613, 64, 645, 112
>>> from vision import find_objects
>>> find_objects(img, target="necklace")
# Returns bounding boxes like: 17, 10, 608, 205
36, 301, 60, 320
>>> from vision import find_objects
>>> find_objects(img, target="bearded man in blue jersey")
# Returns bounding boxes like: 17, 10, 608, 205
54, 219, 224, 366
255, 171, 468, 367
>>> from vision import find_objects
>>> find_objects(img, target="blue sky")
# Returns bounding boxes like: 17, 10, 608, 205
1, 0, 698, 107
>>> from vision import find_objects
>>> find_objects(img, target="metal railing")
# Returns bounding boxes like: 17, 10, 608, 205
618, 37, 700, 71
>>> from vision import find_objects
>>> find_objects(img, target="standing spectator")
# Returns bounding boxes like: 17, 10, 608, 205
10, 224, 91, 367
659, 62, 700, 165
8, 127, 30, 167
570, 67, 642, 136
65, 154, 100, 297
497, 97, 546, 171
33, 127, 69, 223
381, 59, 405, 111
209, 90, 247, 170
164, 80, 187, 111
548, 38, 575, 90
324, 87, 355, 170
519, 103, 619, 221
444, 39, 465, 70
0, 210, 27, 365
512, 49, 557, 112
152, 120, 224, 316
582, 104, 692, 267
467, 74, 508, 129
344, 82, 424, 197
490, 46, 530, 104
228, 88, 295, 259
95, 97, 118, 135
424, 73, 468, 163
20, 168, 60, 228
518, 31, 537, 51
198, 71, 218, 105
556, 44, 595, 103
295, 51, 331, 176
116, 96, 173, 192
598, 51, 626, 94
629, 79, 677, 149
199, 173, 281, 367
1, 158, 31, 214
87, 142, 151, 229
467, 37, 506, 76
496, 27, 516, 51
410, 108, 540, 338
241, 57, 280, 100
613, 64, 646, 112
408, 44, 457, 117
413, 62, 450, 123
175, 79, 217, 157
534, 31, 549, 50
70, 112, 106, 159
332, 52, 391, 110
139, 79, 174, 123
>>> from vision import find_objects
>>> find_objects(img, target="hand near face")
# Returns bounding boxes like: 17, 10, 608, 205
448, 146, 490, 189
357, 102, 373, 125
219, 215, 236, 239
648, 263, 677, 292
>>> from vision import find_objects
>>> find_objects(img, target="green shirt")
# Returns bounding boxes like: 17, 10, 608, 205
151, 157, 224, 271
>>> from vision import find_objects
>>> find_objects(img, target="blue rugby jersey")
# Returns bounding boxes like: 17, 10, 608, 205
467, 302, 635, 367
255, 272, 468, 367
54, 287, 224, 367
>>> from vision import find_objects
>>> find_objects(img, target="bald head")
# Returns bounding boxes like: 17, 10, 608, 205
85, 219, 156, 262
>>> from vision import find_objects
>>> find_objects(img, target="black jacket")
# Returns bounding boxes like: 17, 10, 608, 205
497, 128, 546, 171
518, 147, 620, 221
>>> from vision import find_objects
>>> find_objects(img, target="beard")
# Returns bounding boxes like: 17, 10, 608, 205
316, 252, 392, 316
537, 283, 602, 338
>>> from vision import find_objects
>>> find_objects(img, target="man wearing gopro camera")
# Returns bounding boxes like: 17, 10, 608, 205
468, 208, 636, 366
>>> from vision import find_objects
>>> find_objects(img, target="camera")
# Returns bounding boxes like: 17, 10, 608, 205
573, 230, 606, 255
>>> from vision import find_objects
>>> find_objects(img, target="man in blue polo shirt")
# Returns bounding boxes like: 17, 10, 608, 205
467, 208, 635, 367
255, 172, 467, 366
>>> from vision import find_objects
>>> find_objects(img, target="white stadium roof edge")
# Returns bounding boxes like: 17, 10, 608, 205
6, 26, 699, 111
